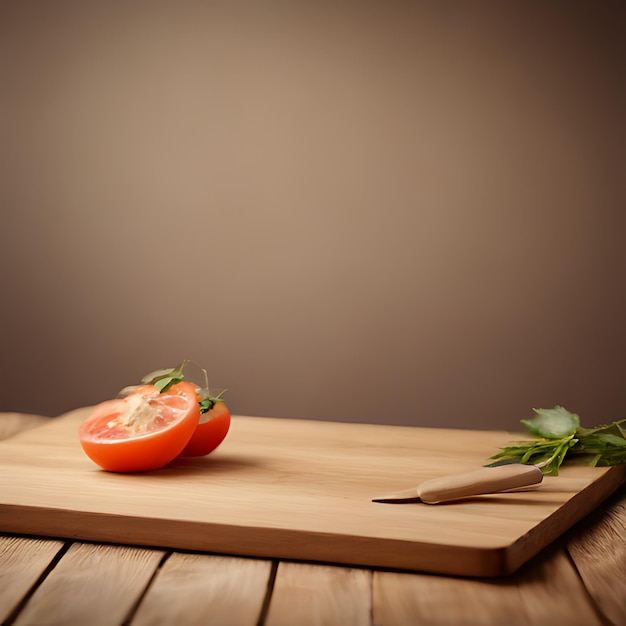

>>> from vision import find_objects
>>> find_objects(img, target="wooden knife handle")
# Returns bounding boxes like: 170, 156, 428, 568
418, 464, 544, 504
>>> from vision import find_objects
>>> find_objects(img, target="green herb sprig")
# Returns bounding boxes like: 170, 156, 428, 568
137, 359, 226, 415
488, 406, 626, 475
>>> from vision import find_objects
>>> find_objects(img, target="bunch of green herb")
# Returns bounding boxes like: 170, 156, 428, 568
487, 406, 626, 475
125, 359, 226, 414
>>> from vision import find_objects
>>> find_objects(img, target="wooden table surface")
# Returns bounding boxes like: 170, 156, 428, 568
1, 413, 624, 626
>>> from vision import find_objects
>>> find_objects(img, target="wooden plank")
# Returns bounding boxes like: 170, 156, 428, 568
0, 536, 65, 624
567, 486, 626, 626
374, 569, 525, 626
265, 562, 371, 626
132, 553, 272, 625
13, 542, 164, 626
0, 413, 49, 441
0, 409, 624, 577
373, 547, 602, 626
516, 549, 602, 625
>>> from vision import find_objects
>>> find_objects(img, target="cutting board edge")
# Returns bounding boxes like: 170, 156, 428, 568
505, 463, 626, 573
0, 503, 515, 578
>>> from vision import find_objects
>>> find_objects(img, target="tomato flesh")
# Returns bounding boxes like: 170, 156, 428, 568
79, 382, 200, 472
178, 402, 231, 457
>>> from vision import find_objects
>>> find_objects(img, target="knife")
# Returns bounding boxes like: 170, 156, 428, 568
372, 463, 544, 504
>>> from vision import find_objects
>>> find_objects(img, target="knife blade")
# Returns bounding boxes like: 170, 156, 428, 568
372, 463, 544, 504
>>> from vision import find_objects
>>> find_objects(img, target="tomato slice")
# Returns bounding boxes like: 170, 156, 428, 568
78, 381, 200, 472
178, 401, 231, 457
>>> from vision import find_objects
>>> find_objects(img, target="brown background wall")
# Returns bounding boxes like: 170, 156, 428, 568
0, 1, 623, 431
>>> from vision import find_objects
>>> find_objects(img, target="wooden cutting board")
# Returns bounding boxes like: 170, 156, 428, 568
0, 408, 623, 577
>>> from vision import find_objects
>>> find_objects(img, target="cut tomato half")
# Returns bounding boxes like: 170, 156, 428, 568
78, 381, 200, 472
178, 401, 231, 457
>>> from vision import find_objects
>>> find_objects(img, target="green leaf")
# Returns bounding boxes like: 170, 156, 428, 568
487, 406, 625, 474
521, 406, 579, 439
198, 389, 227, 414
141, 360, 190, 386
154, 377, 182, 392
136, 360, 228, 415
596, 433, 626, 446
576, 419, 626, 440
140, 367, 176, 383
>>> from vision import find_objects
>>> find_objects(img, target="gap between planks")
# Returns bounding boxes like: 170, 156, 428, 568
0, 536, 68, 625
8, 542, 166, 626
0, 530, 613, 625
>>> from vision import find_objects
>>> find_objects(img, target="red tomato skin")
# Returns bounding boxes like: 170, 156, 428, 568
178, 402, 231, 457
79, 382, 200, 472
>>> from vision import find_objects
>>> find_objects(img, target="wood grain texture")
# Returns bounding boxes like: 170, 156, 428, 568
0, 413, 49, 441
132, 553, 272, 626
266, 562, 371, 626
0, 536, 65, 623
514, 549, 603, 626
567, 486, 626, 626
0, 408, 624, 577
13, 543, 164, 626
373, 548, 602, 626
0, 412, 623, 626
